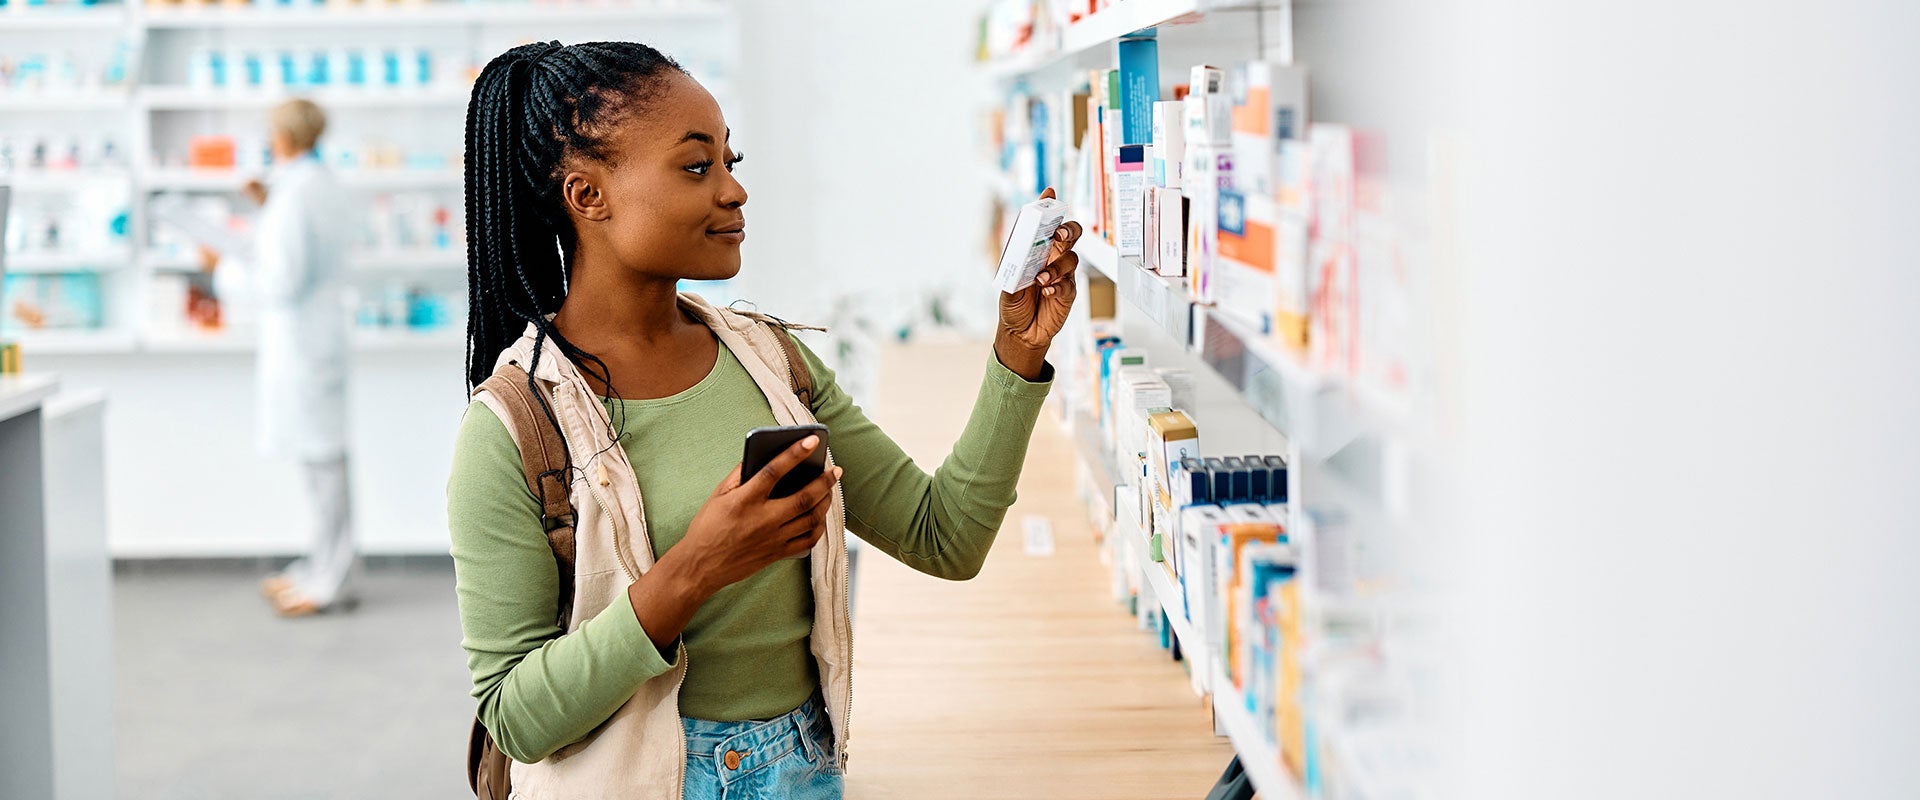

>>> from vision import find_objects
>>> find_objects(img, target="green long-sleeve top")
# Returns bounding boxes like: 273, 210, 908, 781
448, 337, 1052, 763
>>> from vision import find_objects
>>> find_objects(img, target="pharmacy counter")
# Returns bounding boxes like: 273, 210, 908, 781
0, 374, 116, 800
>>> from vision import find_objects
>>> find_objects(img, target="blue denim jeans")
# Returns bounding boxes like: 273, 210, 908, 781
683, 695, 842, 800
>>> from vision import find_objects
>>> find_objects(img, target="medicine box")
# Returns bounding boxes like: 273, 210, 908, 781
992, 197, 1070, 293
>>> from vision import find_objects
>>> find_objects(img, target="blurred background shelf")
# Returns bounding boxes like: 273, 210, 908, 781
139, 2, 728, 28
1, 169, 134, 191
138, 166, 462, 191
0, 6, 130, 30
5, 328, 141, 355
352, 250, 465, 271
0, 93, 132, 111
7, 251, 133, 273
138, 87, 472, 111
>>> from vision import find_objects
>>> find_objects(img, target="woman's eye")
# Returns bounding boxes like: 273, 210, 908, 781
725, 153, 746, 173
685, 160, 714, 176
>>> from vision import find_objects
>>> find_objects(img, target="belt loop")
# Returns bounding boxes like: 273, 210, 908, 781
794, 703, 821, 764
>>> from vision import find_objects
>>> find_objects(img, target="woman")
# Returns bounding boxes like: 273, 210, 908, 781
447, 42, 1080, 799
203, 98, 358, 617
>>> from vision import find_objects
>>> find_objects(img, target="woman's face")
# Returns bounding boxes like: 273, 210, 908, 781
570, 72, 747, 283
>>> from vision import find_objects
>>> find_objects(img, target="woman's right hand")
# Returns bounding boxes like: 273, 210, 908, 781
678, 435, 841, 594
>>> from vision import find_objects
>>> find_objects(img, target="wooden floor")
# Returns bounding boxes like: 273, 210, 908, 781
843, 340, 1232, 799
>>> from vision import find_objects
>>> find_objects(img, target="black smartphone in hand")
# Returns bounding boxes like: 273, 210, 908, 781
742, 424, 830, 499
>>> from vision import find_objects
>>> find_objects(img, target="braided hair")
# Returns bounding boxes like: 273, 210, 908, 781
463, 40, 687, 396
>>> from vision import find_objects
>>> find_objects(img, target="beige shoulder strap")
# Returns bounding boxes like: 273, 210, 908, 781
764, 321, 815, 410
474, 365, 577, 618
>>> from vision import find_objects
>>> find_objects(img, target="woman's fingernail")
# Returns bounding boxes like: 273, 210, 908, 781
833, 467, 844, 479
802, 436, 819, 449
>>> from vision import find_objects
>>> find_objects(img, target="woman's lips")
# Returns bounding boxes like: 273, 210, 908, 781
707, 224, 746, 244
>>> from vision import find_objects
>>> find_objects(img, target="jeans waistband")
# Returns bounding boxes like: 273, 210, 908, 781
683, 696, 831, 784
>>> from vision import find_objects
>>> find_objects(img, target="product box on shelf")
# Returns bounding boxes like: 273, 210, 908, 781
1214, 187, 1278, 333
1154, 186, 1188, 278
1177, 504, 1229, 680
1184, 144, 1233, 304
1113, 144, 1148, 258
1219, 525, 1288, 688
1355, 211, 1411, 402
1099, 345, 1145, 427
1228, 61, 1309, 198
1101, 70, 1122, 238
1184, 65, 1231, 147
1308, 124, 1357, 376
1276, 137, 1315, 351
1115, 34, 1159, 146
1151, 99, 1186, 189
1263, 454, 1290, 503
1145, 409, 1200, 540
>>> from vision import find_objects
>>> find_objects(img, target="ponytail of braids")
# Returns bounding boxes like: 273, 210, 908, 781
461, 40, 688, 457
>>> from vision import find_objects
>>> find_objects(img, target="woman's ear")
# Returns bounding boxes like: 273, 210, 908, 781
561, 170, 610, 222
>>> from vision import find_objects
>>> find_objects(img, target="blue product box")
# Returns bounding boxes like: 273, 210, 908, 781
1264, 455, 1289, 503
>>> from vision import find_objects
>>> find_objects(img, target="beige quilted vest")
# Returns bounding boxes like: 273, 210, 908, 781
472, 293, 854, 800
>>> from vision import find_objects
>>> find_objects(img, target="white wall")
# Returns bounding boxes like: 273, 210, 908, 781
730, 0, 996, 334
1427, 2, 1920, 799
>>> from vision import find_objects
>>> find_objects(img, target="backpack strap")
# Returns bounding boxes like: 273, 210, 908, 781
764, 321, 815, 410
475, 364, 577, 622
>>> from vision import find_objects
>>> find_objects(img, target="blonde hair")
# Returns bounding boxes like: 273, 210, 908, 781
269, 99, 327, 153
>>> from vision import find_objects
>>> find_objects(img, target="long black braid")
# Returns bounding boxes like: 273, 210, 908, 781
463, 41, 688, 468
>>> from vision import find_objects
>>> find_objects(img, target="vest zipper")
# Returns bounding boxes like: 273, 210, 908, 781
555, 384, 639, 582
834, 474, 853, 770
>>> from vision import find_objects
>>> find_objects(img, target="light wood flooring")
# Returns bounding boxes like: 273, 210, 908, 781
844, 340, 1233, 799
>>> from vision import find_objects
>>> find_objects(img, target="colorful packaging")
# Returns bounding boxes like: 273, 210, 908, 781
1114, 144, 1148, 258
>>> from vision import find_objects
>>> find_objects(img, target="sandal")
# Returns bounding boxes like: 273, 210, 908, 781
268, 585, 323, 618
259, 575, 296, 601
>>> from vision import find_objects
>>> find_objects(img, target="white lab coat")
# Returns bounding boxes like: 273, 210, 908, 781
215, 156, 351, 461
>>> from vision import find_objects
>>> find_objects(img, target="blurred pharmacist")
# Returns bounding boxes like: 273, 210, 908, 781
201, 99, 357, 617
447, 42, 1082, 799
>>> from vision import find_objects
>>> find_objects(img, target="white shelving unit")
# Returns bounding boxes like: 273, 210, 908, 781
139, 2, 727, 28
6, 251, 132, 273
980, 0, 1245, 80
986, 2, 1421, 796
138, 86, 472, 110
0, 5, 128, 29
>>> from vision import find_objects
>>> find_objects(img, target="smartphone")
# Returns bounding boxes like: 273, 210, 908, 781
742, 424, 830, 499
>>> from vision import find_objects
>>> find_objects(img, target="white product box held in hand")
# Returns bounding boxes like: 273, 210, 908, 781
992, 197, 1070, 293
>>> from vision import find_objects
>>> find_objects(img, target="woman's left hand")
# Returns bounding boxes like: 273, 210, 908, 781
995, 188, 1083, 381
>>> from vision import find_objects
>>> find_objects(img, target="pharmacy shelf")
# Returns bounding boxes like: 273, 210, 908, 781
138, 166, 461, 191
980, 0, 1238, 79
1126, 520, 1199, 650
1210, 663, 1303, 800
0, 6, 130, 30
140, 2, 727, 29
142, 252, 200, 272
138, 86, 470, 110
351, 328, 463, 352
353, 250, 465, 271
1113, 496, 1302, 800
7, 251, 132, 273
1075, 232, 1389, 457
7, 328, 141, 356
142, 334, 254, 354
0, 93, 131, 111
1, 169, 133, 191
142, 329, 463, 353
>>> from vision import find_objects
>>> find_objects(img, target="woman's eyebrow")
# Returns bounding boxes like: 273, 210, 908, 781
679, 128, 729, 145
